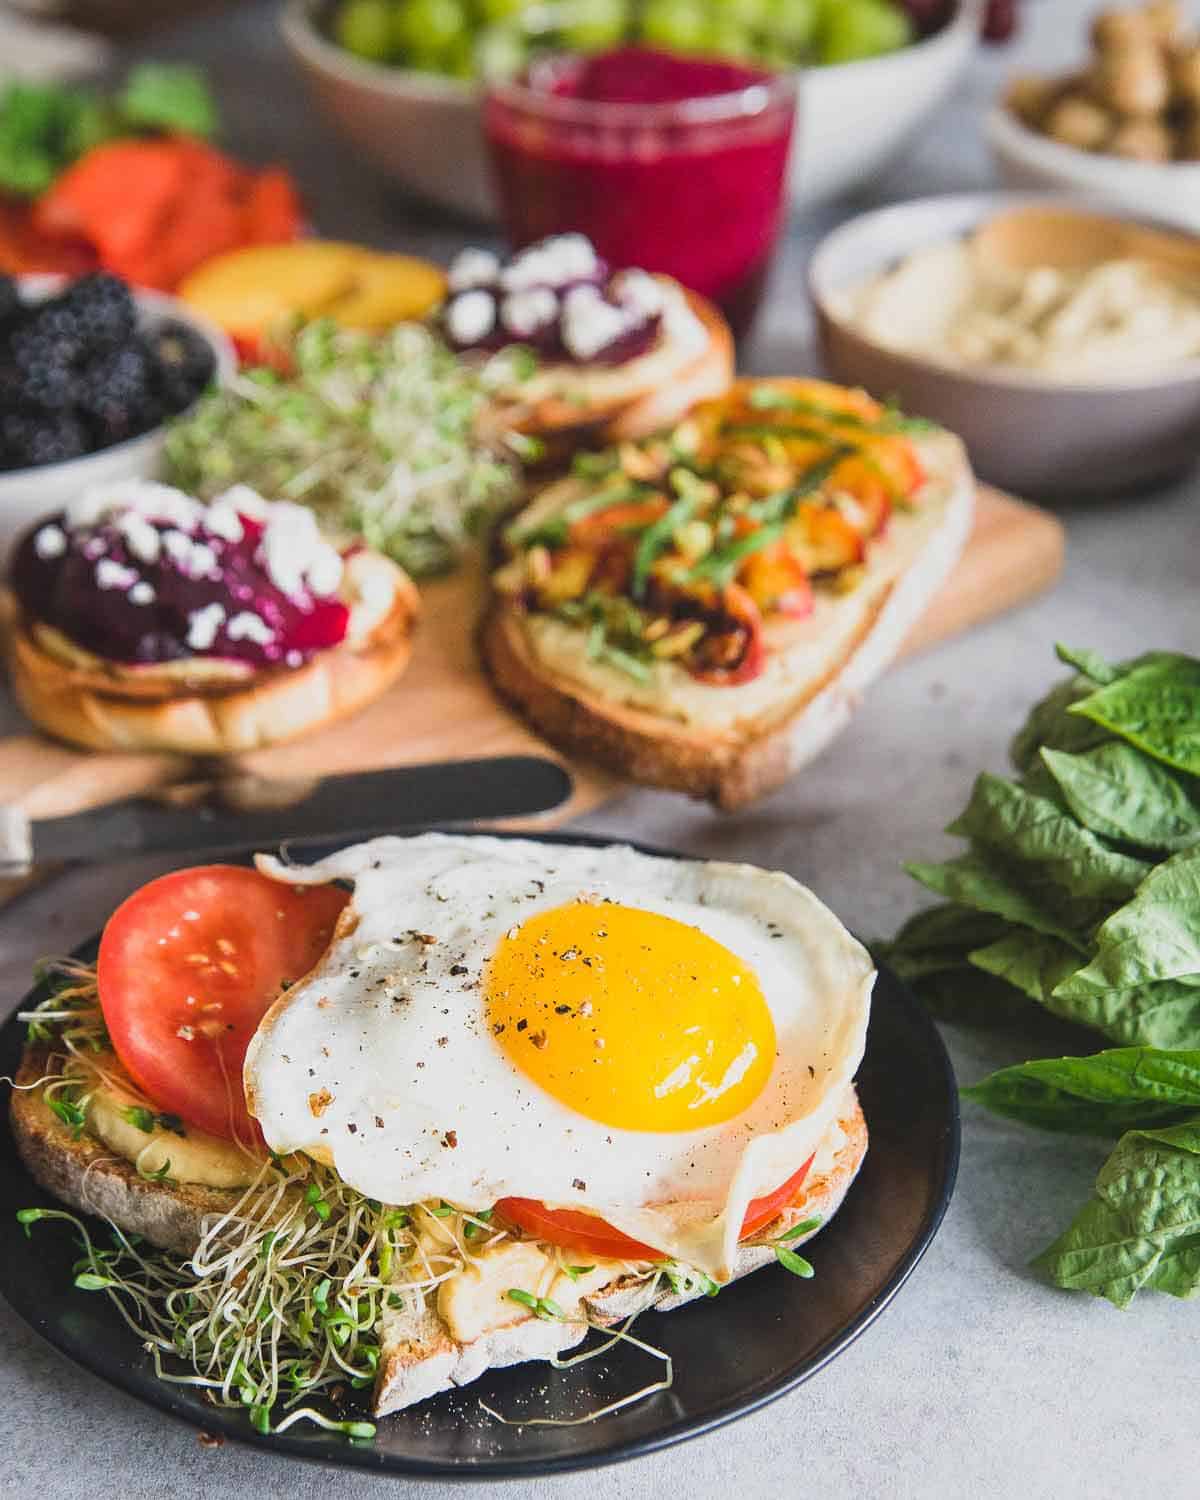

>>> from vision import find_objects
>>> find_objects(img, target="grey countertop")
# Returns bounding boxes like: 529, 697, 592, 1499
2, 2, 1198, 1496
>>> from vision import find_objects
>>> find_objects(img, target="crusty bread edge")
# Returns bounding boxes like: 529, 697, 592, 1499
2, 567, 420, 755
9, 1045, 241, 1258
481, 442, 975, 809
372, 1090, 867, 1417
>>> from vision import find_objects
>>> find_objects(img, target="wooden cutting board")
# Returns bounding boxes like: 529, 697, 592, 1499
0, 485, 1063, 831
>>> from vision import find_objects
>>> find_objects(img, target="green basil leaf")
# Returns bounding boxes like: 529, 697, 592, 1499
1054, 643, 1121, 685
964, 1047, 1200, 1134
905, 849, 1090, 949
1033, 1116, 1200, 1306
1010, 674, 1112, 774
968, 931, 1081, 1011
947, 774, 1151, 908
904, 964, 1036, 1027
1040, 743, 1200, 854
878, 903, 1013, 981
1069, 654, 1200, 777
1056, 847, 1200, 995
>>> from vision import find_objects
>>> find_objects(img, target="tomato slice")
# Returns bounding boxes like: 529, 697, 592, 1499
96, 866, 348, 1145
496, 1153, 817, 1261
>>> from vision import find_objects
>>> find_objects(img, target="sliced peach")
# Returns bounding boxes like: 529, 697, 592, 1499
786, 502, 866, 575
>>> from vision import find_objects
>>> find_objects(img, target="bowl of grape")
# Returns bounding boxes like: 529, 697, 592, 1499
282, 0, 983, 219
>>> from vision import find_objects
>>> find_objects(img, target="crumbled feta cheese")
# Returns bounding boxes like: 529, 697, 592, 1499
95, 558, 138, 591
162, 530, 193, 564
115, 510, 162, 565
33, 524, 66, 560
186, 602, 226, 652
188, 542, 220, 579
446, 289, 496, 346
448, 247, 501, 292
611, 268, 664, 318
561, 285, 630, 360
285, 649, 303, 669
203, 499, 245, 543
257, 501, 343, 599
212, 484, 270, 522
129, 581, 156, 606
226, 611, 275, 645
500, 287, 559, 339
67, 480, 202, 533
502, 234, 599, 292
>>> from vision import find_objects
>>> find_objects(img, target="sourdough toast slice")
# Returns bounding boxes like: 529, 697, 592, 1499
482, 432, 974, 809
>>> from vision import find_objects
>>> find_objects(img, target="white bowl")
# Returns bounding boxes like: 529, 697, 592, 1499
796, 0, 982, 205
0, 281, 236, 564
810, 191, 1200, 496
283, 0, 981, 220
987, 104, 1200, 234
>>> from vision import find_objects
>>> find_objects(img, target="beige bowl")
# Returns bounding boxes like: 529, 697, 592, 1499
810, 192, 1200, 499
282, 0, 980, 221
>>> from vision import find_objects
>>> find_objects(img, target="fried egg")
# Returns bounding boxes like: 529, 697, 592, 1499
244, 835, 874, 1280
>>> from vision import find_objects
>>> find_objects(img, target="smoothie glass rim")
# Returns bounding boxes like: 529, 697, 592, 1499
483, 49, 799, 133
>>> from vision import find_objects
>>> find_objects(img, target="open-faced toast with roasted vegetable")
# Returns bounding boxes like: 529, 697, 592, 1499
482, 378, 975, 808
439, 235, 734, 461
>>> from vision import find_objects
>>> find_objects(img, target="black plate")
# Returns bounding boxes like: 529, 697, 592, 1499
0, 834, 959, 1478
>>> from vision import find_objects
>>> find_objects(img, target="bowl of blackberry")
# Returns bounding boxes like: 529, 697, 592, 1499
0, 272, 235, 559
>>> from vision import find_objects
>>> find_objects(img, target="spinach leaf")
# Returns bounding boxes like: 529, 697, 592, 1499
1010, 675, 1111, 774
904, 964, 1035, 1027
948, 774, 1151, 905
1053, 643, 1121, 686
1051, 975, 1200, 1051
905, 849, 1090, 948
964, 1047, 1200, 1134
1056, 847, 1200, 995
879, 903, 1012, 979
1041, 743, 1200, 854
1070, 654, 1200, 777
968, 931, 1081, 1008
1033, 1117, 1200, 1306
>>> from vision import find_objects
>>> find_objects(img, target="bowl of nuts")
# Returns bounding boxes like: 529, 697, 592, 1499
987, 0, 1200, 231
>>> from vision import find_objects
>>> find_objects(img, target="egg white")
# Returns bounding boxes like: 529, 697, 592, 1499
244, 835, 874, 1279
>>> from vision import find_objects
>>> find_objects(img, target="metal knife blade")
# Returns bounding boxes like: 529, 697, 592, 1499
0, 756, 573, 874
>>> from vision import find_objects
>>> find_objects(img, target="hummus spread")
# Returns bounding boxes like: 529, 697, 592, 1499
839, 238, 1200, 382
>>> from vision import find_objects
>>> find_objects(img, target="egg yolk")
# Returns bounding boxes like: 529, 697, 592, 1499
484, 901, 775, 1132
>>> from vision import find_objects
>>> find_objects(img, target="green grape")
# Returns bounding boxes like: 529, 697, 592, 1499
639, 0, 709, 52
474, 0, 534, 21
391, 0, 470, 68
559, 0, 629, 51
334, 0, 394, 60
816, 0, 913, 64
475, 23, 529, 80
718, 0, 773, 26
760, 0, 819, 49
697, 17, 759, 60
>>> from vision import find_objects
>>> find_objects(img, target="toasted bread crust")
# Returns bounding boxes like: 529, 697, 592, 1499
476, 291, 734, 457
9, 1045, 241, 1257
481, 448, 974, 809
3, 565, 420, 755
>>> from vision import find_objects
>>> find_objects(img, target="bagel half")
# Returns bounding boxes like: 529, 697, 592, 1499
476, 288, 735, 459
3, 557, 419, 756
482, 430, 975, 810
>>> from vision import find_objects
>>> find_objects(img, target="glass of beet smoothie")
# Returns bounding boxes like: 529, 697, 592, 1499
483, 47, 798, 338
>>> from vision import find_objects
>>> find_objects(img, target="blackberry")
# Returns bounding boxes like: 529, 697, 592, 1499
76, 337, 163, 445
0, 275, 20, 335
8, 299, 87, 371
150, 318, 216, 414
53, 273, 137, 357
0, 346, 78, 411
0, 410, 89, 472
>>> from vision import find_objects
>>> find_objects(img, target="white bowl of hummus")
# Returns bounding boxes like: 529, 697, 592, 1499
810, 192, 1200, 497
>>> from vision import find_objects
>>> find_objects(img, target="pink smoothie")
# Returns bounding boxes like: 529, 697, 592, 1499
484, 48, 797, 337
